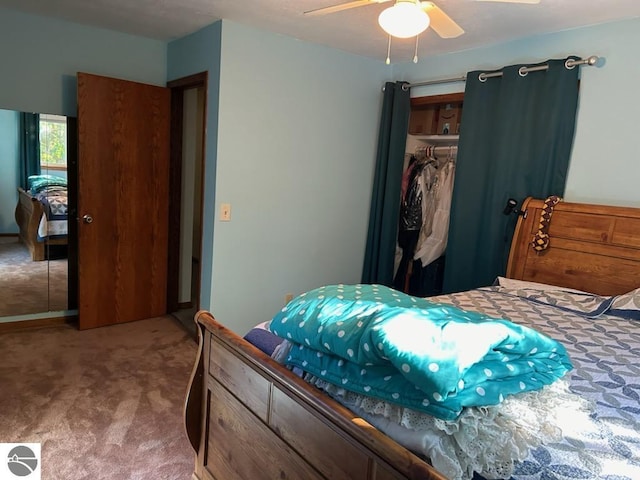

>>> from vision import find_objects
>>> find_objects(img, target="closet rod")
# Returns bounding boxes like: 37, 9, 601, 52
401, 55, 599, 91
416, 144, 458, 159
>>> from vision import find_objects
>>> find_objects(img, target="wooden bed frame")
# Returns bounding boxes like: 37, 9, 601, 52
184, 197, 640, 480
14, 187, 68, 261
507, 196, 640, 295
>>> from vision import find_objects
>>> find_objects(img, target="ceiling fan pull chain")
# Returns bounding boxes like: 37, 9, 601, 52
386, 34, 392, 65
413, 34, 419, 63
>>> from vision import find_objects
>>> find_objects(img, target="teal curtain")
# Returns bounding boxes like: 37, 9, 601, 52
19, 112, 41, 189
443, 58, 580, 293
362, 82, 411, 285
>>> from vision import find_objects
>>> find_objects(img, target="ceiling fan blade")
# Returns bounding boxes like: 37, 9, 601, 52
421, 2, 464, 38
304, 0, 391, 16
476, 0, 540, 4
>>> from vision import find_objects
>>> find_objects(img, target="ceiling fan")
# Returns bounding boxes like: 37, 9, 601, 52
304, 0, 541, 40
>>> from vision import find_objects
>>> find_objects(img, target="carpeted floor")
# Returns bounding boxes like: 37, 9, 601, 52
0, 316, 197, 480
0, 237, 68, 316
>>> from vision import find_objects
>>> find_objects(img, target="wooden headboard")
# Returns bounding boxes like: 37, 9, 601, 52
506, 197, 640, 296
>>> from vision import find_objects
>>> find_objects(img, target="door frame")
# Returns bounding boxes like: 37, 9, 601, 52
166, 72, 208, 314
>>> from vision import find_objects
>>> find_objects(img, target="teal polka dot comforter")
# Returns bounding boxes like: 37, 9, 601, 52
269, 284, 572, 421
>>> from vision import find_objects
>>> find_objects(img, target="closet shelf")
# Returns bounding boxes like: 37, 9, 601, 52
410, 134, 459, 144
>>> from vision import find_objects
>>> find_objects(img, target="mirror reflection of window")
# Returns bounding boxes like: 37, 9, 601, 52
38, 114, 69, 314
39, 114, 67, 172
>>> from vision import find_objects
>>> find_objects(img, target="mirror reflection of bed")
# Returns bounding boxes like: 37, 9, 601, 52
0, 108, 69, 318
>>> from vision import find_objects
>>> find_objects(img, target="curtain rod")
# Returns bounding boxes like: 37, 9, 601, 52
401, 55, 599, 91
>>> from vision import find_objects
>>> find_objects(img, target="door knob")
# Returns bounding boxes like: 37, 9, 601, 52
83, 214, 94, 224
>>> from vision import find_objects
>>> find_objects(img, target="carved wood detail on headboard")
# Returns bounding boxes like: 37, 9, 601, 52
506, 197, 640, 296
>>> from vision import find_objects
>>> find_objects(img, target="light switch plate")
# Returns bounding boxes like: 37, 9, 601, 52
220, 203, 231, 221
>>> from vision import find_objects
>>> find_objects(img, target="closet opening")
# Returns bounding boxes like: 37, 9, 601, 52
394, 92, 463, 297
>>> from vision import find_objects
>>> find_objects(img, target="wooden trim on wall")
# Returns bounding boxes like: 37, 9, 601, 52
0, 315, 76, 334
167, 87, 184, 314
168, 72, 208, 90
410, 92, 464, 107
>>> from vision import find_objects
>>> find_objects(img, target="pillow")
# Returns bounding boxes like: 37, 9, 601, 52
495, 276, 591, 295
609, 287, 640, 320
28, 174, 67, 193
498, 278, 640, 320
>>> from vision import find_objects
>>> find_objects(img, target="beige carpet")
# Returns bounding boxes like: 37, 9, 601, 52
0, 316, 197, 480
0, 237, 68, 316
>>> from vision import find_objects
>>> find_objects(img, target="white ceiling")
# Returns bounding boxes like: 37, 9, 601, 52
1, 0, 639, 63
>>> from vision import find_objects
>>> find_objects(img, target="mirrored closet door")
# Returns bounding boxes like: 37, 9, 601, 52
0, 108, 71, 317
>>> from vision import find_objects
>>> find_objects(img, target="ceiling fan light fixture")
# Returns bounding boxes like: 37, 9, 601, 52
378, 1, 430, 39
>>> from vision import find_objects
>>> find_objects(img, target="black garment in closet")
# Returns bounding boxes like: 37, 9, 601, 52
393, 158, 425, 292
408, 255, 446, 297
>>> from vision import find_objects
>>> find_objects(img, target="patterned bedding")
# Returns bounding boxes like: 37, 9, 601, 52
254, 285, 640, 480
437, 286, 640, 480
35, 186, 68, 240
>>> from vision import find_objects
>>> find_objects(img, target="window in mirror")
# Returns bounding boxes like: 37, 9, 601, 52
39, 114, 67, 171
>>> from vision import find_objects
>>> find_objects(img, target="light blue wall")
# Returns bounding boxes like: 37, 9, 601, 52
0, 109, 20, 233
393, 17, 640, 208
167, 21, 222, 312
0, 7, 166, 116
207, 21, 388, 334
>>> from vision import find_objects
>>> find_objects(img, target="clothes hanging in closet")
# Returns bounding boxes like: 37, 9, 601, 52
393, 152, 455, 295
393, 156, 436, 291
414, 159, 455, 268
393, 156, 424, 292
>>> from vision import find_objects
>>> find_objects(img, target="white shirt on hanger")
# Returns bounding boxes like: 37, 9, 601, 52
414, 160, 455, 267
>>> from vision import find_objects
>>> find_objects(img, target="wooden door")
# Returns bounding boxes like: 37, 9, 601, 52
77, 72, 170, 329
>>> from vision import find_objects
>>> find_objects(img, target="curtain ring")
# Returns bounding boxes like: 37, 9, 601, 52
565, 58, 576, 70
478, 73, 487, 82
518, 67, 528, 77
